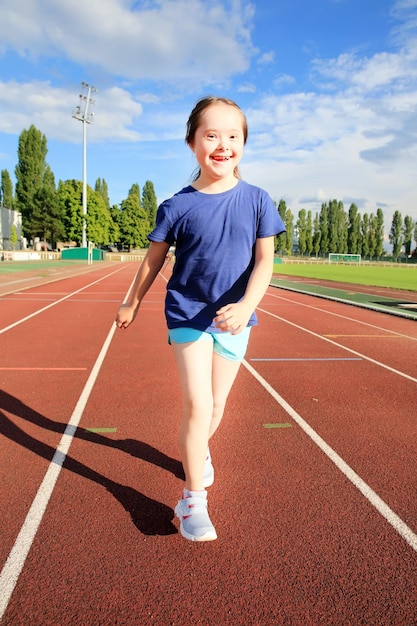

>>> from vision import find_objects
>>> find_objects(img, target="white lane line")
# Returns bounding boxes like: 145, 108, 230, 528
0, 267, 125, 336
243, 359, 417, 553
0, 323, 116, 619
266, 289, 417, 342
0, 271, 137, 620
257, 306, 417, 384
250, 357, 362, 362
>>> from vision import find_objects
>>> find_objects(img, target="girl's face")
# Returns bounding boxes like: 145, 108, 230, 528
189, 102, 245, 185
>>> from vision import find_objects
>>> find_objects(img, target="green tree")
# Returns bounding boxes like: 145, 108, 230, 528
284, 207, 294, 255
129, 183, 141, 201
319, 203, 329, 256
389, 210, 403, 259
296, 208, 308, 256
109, 204, 121, 245
375, 208, 385, 258
86, 190, 114, 245
413, 221, 417, 256
312, 212, 321, 257
57, 179, 85, 243
328, 199, 348, 253
306, 210, 313, 256
1, 169, 14, 209
119, 188, 150, 250
142, 180, 158, 231
10, 224, 19, 250
15, 125, 48, 239
275, 200, 287, 254
368, 214, 378, 260
328, 200, 338, 253
95, 178, 110, 210
403, 215, 414, 256
58, 179, 116, 245
31, 166, 65, 249
348, 203, 361, 254
361, 213, 370, 258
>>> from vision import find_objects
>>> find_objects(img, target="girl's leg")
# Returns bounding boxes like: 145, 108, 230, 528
209, 353, 242, 438
171, 339, 214, 491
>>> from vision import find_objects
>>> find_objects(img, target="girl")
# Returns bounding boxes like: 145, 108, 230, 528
115, 96, 285, 542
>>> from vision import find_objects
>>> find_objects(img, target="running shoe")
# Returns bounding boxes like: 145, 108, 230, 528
203, 448, 214, 488
175, 489, 217, 542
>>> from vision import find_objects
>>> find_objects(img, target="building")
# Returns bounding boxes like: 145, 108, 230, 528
0, 206, 23, 250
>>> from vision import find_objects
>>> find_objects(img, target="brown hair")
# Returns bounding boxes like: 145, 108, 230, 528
185, 96, 248, 180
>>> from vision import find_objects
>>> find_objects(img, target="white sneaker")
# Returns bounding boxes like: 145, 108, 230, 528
203, 448, 214, 488
175, 489, 217, 542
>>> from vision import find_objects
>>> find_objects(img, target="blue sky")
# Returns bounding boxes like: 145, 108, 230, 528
1, 0, 416, 241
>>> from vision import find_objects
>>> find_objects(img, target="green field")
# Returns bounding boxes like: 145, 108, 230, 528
1, 258, 416, 292
0, 260, 87, 275
273, 261, 417, 292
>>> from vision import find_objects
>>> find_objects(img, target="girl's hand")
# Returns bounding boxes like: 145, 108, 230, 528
213, 302, 251, 334
115, 304, 137, 329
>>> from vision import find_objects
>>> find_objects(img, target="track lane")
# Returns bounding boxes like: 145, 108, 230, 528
263, 289, 417, 379
250, 293, 416, 531
1, 266, 416, 624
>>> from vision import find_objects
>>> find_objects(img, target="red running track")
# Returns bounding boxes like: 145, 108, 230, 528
0, 262, 416, 625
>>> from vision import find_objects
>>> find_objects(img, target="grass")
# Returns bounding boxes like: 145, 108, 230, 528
1, 257, 416, 292
273, 260, 417, 291
0, 260, 87, 275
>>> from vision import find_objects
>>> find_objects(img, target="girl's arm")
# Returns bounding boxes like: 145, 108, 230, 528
115, 241, 170, 329
213, 236, 275, 334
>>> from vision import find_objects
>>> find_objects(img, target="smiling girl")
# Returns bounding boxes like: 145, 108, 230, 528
116, 96, 285, 541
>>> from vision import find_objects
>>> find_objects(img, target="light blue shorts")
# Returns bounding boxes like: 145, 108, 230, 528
168, 327, 251, 362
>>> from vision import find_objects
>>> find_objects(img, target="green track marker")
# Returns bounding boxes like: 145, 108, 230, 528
84, 427, 117, 433
263, 423, 292, 429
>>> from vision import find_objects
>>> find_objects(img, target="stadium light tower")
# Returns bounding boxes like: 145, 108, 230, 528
72, 82, 97, 249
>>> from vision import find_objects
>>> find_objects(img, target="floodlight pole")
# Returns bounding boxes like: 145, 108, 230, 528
72, 82, 97, 249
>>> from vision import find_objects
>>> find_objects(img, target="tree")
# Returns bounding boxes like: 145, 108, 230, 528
389, 210, 403, 259
1, 169, 14, 209
368, 214, 378, 260
306, 210, 313, 256
10, 224, 19, 250
284, 207, 294, 255
57, 179, 85, 244
348, 204, 361, 254
142, 180, 158, 231
31, 166, 65, 249
327, 199, 348, 253
86, 190, 114, 245
95, 178, 110, 210
296, 209, 308, 256
328, 200, 339, 253
319, 203, 329, 256
403, 215, 414, 256
15, 125, 48, 239
375, 208, 385, 258
129, 183, 141, 200
361, 213, 370, 258
119, 187, 150, 250
413, 221, 417, 256
109, 204, 121, 245
275, 200, 287, 254
312, 212, 321, 258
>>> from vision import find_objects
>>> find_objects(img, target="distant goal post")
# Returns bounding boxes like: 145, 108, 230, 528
328, 253, 361, 264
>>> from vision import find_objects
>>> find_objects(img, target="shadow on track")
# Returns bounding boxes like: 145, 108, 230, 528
0, 390, 179, 536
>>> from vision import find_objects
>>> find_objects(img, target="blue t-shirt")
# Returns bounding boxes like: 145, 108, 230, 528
148, 180, 286, 331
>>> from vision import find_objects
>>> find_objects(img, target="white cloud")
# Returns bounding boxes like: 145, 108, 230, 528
242, 32, 417, 224
0, 80, 144, 142
273, 74, 295, 89
0, 0, 255, 84
257, 51, 275, 65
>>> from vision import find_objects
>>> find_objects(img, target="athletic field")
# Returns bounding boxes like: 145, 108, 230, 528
274, 259, 417, 291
